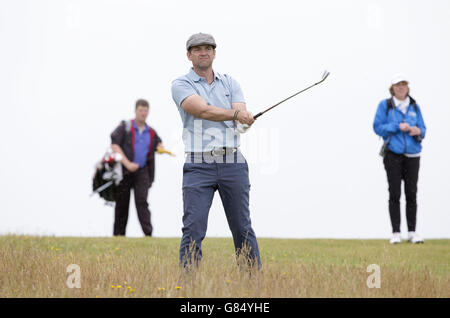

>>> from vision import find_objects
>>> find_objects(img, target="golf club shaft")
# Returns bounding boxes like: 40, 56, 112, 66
253, 74, 329, 120
91, 180, 114, 196
236, 71, 329, 133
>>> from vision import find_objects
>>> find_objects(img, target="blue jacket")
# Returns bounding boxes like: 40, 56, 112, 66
373, 97, 426, 155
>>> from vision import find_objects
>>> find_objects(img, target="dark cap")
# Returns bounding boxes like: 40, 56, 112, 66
186, 33, 217, 51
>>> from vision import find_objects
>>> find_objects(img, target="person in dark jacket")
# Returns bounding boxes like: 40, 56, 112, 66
373, 74, 426, 244
110, 99, 164, 236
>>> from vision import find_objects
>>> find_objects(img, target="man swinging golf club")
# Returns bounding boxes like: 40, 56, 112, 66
171, 33, 261, 269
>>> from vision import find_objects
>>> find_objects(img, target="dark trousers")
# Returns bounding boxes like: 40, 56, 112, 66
180, 151, 261, 269
383, 151, 420, 233
114, 166, 153, 236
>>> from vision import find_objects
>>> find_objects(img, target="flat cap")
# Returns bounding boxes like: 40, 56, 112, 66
186, 33, 216, 51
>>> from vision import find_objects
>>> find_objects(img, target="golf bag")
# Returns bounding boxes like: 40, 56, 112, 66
92, 149, 123, 204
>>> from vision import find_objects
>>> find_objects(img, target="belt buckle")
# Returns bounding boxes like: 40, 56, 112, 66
211, 148, 225, 157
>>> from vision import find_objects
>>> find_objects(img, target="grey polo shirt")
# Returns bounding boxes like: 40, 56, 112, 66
171, 68, 245, 152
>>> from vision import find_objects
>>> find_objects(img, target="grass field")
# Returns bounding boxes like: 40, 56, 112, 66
0, 235, 448, 298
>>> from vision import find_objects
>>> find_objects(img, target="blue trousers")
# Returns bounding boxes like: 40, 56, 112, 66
179, 151, 261, 268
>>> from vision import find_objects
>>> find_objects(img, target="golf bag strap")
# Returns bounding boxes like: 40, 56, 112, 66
130, 120, 136, 153
149, 128, 155, 158
386, 97, 394, 116
125, 120, 132, 133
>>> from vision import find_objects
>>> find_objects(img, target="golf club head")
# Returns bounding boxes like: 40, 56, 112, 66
321, 70, 330, 81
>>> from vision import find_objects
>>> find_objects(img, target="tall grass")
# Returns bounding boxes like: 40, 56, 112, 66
0, 235, 448, 298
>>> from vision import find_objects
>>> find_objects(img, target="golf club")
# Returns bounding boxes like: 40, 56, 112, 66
90, 180, 114, 197
237, 70, 330, 133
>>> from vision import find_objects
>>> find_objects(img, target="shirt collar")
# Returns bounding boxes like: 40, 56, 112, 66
132, 120, 149, 132
393, 96, 410, 107
187, 68, 220, 82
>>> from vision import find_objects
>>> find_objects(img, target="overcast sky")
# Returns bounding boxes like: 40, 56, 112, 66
1, 0, 449, 239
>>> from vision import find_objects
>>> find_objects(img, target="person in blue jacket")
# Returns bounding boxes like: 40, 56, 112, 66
373, 74, 426, 244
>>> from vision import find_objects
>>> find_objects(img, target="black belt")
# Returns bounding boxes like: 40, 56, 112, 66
187, 147, 238, 157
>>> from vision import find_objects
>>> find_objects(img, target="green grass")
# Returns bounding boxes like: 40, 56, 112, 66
0, 235, 448, 298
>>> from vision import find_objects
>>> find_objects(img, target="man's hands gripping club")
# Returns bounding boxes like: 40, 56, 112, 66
181, 95, 255, 132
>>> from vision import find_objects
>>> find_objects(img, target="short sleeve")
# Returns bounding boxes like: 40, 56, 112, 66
111, 120, 126, 145
171, 79, 197, 108
229, 76, 245, 104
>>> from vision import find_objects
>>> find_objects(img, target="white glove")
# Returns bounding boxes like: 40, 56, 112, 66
113, 152, 123, 162
236, 122, 251, 134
